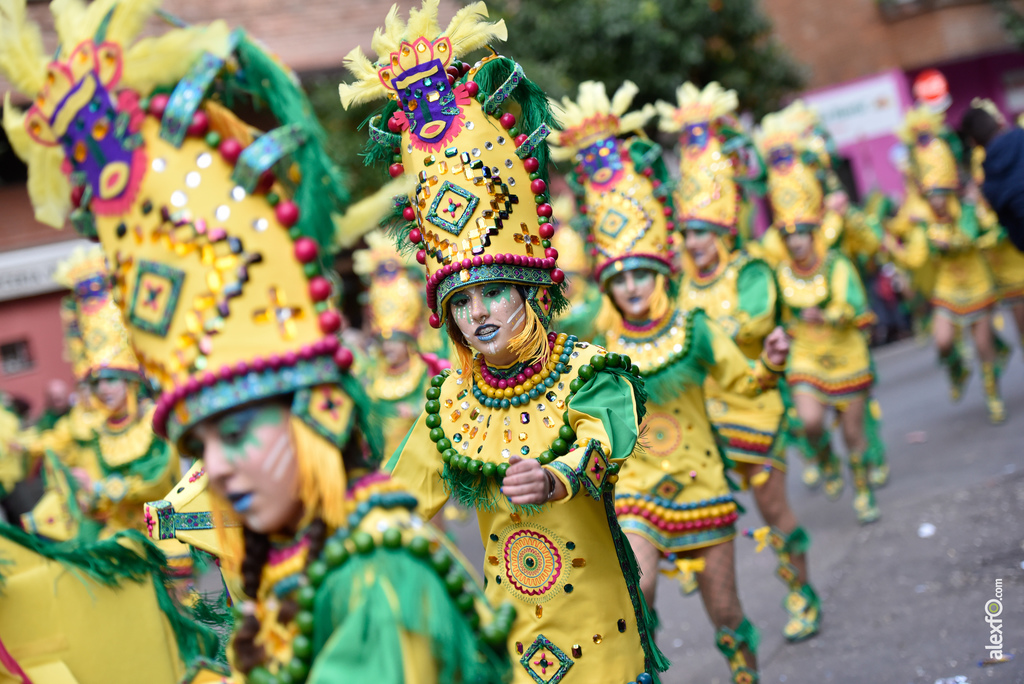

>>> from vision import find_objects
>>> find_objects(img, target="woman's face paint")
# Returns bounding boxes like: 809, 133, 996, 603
608, 269, 657, 322
448, 283, 527, 365
684, 228, 719, 273
784, 232, 815, 265
191, 402, 302, 534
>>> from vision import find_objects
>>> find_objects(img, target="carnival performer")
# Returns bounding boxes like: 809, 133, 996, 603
551, 80, 790, 684
0, 0, 513, 681
658, 81, 820, 643
890, 106, 1004, 423
341, 6, 669, 682
551, 195, 603, 341
756, 108, 882, 525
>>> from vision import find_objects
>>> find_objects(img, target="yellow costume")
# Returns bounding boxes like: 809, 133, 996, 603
555, 81, 776, 682
342, 19, 667, 679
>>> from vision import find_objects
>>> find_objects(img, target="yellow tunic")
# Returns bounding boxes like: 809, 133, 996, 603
388, 341, 661, 684
681, 252, 787, 471
605, 309, 780, 553
978, 203, 1024, 304
366, 354, 431, 459
777, 251, 875, 405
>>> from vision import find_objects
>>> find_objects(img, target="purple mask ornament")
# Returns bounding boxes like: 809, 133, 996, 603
397, 59, 463, 145
58, 75, 137, 205
578, 136, 624, 188
769, 145, 796, 169
684, 122, 711, 150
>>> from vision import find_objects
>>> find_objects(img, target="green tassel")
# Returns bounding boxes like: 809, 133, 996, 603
785, 526, 811, 555
232, 36, 350, 250
311, 547, 510, 683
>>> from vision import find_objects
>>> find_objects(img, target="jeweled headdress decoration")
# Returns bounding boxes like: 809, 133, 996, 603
898, 105, 958, 194
340, 0, 567, 330
756, 102, 824, 235
657, 81, 742, 234
550, 81, 675, 285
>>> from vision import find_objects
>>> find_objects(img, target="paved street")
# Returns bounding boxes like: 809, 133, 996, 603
447, 331, 1024, 684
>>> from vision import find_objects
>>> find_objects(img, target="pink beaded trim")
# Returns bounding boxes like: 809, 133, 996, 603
476, 337, 557, 390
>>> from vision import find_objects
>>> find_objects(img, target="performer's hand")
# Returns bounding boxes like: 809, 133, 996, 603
502, 456, 567, 504
800, 307, 825, 324
763, 326, 790, 367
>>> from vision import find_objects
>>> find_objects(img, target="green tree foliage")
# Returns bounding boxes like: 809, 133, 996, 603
487, 0, 804, 116
993, 0, 1024, 47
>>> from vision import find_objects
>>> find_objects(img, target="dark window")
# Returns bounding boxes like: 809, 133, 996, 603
0, 339, 33, 375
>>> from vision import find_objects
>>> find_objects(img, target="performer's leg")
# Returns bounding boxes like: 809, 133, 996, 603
693, 541, 759, 682
839, 397, 880, 524
972, 314, 1005, 424
626, 532, 662, 609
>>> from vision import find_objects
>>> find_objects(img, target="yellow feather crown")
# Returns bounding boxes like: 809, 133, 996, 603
757, 102, 824, 232
549, 81, 655, 162
354, 230, 425, 341
899, 105, 957, 193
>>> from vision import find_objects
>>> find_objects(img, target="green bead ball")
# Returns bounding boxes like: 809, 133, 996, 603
435, 438, 452, 452
306, 560, 328, 587
481, 461, 496, 478
291, 634, 313, 659
551, 438, 569, 455
569, 379, 584, 393
578, 364, 595, 380
432, 551, 453, 575
497, 463, 510, 479
429, 427, 446, 442
591, 355, 606, 371
431, 374, 446, 387
323, 539, 349, 567
425, 413, 441, 428
295, 610, 315, 635
425, 400, 441, 414
558, 425, 576, 442
296, 584, 317, 610
352, 531, 375, 554
383, 527, 403, 549
445, 572, 465, 595
426, 387, 441, 400
604, 352, 621, 368
456, 592, 475, 612
286, 658, 310, 681
409, 535, 430, 558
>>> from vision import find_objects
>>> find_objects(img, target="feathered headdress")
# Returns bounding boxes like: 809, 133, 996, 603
549, 81, 655, 162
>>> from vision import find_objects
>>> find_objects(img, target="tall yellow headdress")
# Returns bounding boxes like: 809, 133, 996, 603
756, 101, 825, 235
898, 105, 958, 194
550, 81, 675, 285
353, 230, 424, 341
549, 195, 589, 276
0, 0, 375, 483
656, 81, 743, 234
340, 1, 570, 331
53, 245, 142, 381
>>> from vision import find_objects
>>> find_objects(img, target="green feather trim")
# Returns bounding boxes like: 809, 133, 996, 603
639, 309, 706, 406
190, 591, 234, 663
360, 101, 401, 169
0, 523, 220, 665
785, 526, 811, 555
231, 36, 350, 250
311, 547, 510, 683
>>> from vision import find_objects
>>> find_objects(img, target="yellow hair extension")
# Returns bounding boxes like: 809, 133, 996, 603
508, 303, 550, 367
209, 490, 246, 577
290, 414, 348, 530
121, 21, 232, 95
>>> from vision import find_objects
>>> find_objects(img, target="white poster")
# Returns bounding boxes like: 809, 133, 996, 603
804, 72, 906, 148
0, 239, 94, 302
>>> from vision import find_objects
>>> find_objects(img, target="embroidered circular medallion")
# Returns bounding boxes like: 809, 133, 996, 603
499, 525, 572, 603
644, 413, 682, 458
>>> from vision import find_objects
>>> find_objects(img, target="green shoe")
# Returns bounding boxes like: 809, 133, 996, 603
782, 584, 821, 642
852, 489, 880, 524
802, 462, 821, 489
823, 461, 844, 501
869, 464, 889, 488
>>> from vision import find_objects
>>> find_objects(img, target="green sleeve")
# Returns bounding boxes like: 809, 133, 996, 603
736, 261, 774, 321
565, 370, 640, 462
833, 256, 870, 318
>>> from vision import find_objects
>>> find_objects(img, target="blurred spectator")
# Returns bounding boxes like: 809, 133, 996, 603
961, 106, 1024, 252
36, 379, 71, 431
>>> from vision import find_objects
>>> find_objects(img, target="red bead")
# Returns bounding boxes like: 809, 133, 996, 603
236, 360, 249, 374
403, 206, 416, 221
473, 256, 483, 266
663, 206, 673, 217
464, 81, 479, 97
538, 223, 554, 239
70, 185, 84, 208
429, 312, 442, 329
651, 179, 662, 189
514, 134, 529, 147
252, 357, 266, 372
536, 203, 552, 218
524, 367, 534, 378
666, 221, 676, 231
416, 249, 426, 264
219, 138, 244, 164
184, 377, 200, 393
388, 114, 403, 133
545, 248, 558, 259
322, 336, 339, 353
283, 351, 298, 366
256, 170, 276, 193
201, 372, 217, 387
642, 167, 654, 177
494, 253, 505, 264
483, 254, 494, 265
389, 163, 405, 178
550, 268, 565, 284
499, 112, 516, 129
462, 258, 473, 269
299, 345, 315, 360
447, 74, 456, 86
219, 366, 233, 381
530, 179, 547, 195
523, 157, 540, 173
333, 347, 354, 371
268, 355, 282, 370
294, 237, 319, 263
460, 62, 471, 75
309, 276, 331, 301
148, 94, 169, 118
187, 110, 209, 137
515, 373, 526, 384
446, 66, 461, 79
408, 228, 422, 243
276, 200, 300, 227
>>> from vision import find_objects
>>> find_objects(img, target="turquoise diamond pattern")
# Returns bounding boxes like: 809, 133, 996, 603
597, 207, 629, 239
520, 634, 574, 684
426, 181, 479, 236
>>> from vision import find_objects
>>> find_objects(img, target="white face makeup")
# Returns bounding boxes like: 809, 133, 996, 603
608, 269, 658, 322
93, 377, 128, 412
684, 228, 719, 273
190, 402, 303, 534
448, 283, 528, 366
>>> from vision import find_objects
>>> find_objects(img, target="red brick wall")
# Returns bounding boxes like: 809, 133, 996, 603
760, 0, 1017, 89
0, 291, 74, 420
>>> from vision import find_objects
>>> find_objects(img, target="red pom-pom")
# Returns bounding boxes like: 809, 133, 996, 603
256, 170, 276, 193
523, 157, 540, 173
187, 110, 209, 137
550, 269, 565, 284
318, 310, 341, 334
276, 200, 300, 227
294, 237, 319, 263
219, 138, 244, 164
309, 276, 331, 301
447, 74, 456, 86
389, 163, 405, 178
70, 185, 85, 209
148, 94, 169, 118
538, 223, 555, 239
465, 81, 479, 97
499, 113, 516, 130
514, 134, 529, 147
536, 203, 553, 218
545, 248, 559, 259
446, 66, 461, 79
416, 249, 426, 264
403, 206, 416, 221
530, 179, 547, 195
408, 228, 422, 243
388, 114, 403, 133
429, 312, 442, 329
663, 206, 673, 217
333, 347, 354, 371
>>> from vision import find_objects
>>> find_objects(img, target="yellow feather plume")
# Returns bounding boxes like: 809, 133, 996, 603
3, 96, 70, 228
656, 81, 738, 133
332, 175, 414, 250
102, 0, 161, 48
121, 21, 231, 94
549, 80, 654, 160
897, 104, 944, 145
0, 0, 49, 96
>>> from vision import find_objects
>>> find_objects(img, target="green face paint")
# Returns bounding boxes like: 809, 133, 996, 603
216, 404, 285, 463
